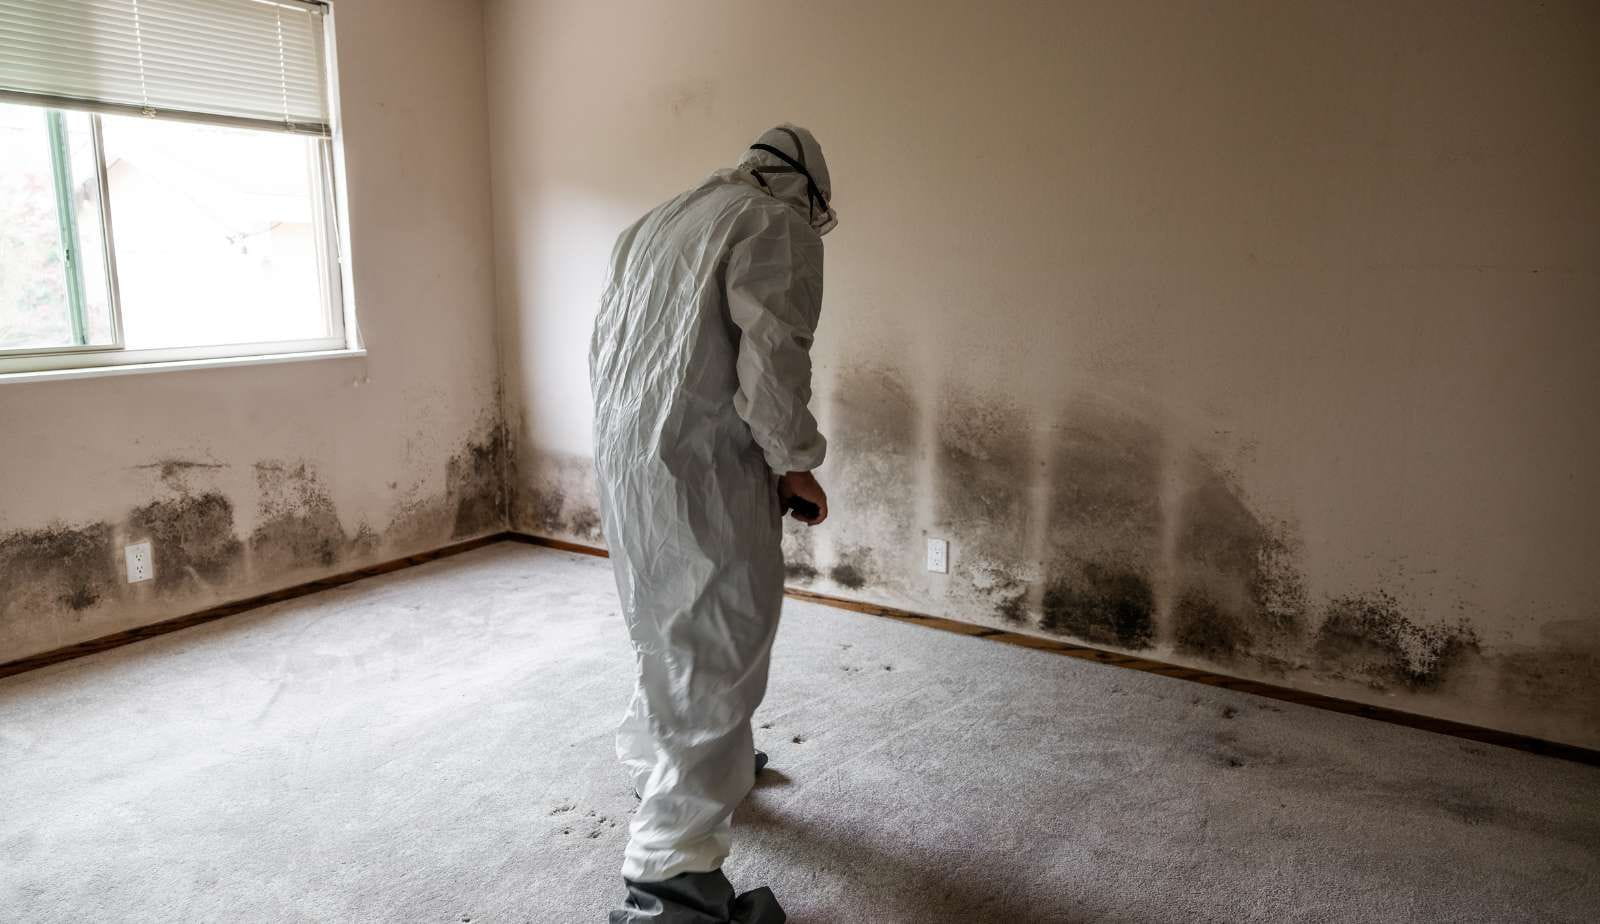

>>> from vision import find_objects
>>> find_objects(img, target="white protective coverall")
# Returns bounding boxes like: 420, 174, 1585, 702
590, 124, 836, 884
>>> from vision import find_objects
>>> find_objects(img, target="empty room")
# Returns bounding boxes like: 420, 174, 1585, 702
2, 1, 1597, 921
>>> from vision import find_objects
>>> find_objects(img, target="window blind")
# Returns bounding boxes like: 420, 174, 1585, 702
0, 0, 330, 135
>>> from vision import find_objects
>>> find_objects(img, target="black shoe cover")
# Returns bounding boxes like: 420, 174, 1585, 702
608, 870, 785, 923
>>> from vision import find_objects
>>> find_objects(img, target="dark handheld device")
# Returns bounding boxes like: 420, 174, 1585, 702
783, 495, 820, 520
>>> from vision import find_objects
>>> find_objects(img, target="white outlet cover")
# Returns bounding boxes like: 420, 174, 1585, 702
926, 537, 949, 574
125, 540, 154, 583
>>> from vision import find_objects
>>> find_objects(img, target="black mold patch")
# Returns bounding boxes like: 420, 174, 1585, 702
0, 523, 119, 621
349, 522, 381, 559
1173, 591, 1252, 660
1174, 454, 1306, 660
1038, 397, 1164, 649
1040, 563, 1154, 648
1491, 646, 1600, 741
448, 423, 510, 539
128, 492, 243, 594
823, 366, 920, 590
994, 589, 1029, 624
937, 392, 1036, 620
829, 564, 866, 590
827, 544, 876, 590
1315, 591, 1481, 690
515, 450, 604, 544
251, 461, 346, 572
782, 519, 818, 582
134, 459, 225, 489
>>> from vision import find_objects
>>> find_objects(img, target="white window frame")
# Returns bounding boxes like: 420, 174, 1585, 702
0, 4, 358, 381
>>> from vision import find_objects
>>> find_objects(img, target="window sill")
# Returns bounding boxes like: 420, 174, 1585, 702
0, 347, 367, 384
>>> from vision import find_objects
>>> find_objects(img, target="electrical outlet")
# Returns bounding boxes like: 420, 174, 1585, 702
926, 537, 948, 574
125, 540, 154, 583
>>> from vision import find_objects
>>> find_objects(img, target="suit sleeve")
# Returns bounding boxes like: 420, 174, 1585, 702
724, 207, 827, 473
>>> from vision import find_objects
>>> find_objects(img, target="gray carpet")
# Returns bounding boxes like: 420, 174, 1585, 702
2, 542, 1596, 923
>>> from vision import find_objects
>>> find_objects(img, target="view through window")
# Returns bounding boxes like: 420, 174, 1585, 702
0, 0, 344, 374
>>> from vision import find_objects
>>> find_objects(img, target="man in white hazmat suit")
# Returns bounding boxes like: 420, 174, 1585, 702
590, 124, 837, 922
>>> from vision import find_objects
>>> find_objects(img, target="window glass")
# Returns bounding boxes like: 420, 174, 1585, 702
0, 104, 113, 350
99, 113, 332, 350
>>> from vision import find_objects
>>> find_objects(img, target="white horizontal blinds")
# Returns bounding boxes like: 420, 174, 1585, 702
0, 0, 329, 135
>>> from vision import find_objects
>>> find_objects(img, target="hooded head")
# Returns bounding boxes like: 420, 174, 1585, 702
737, 123, 837, 236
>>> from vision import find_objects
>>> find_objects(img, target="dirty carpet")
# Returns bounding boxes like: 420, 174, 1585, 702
2, 543, 1596, 923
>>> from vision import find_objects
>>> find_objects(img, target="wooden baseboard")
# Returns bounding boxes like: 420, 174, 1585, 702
512, 533, 1600, 767
4, 529, 1595, 767
0, 532, 511, 681
502, 532, 608, 558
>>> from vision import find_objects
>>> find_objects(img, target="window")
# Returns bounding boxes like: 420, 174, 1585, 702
0, 0, 350, 376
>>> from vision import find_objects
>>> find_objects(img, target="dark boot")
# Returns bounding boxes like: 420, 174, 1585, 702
609, 870, 785, 923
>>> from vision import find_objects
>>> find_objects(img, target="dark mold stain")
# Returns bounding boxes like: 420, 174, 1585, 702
824, 366, 920, 589
0, 523, 119, 621
829, 563, 867, 589
1173, 591, 1252, 660
387, 416, 516, 552
1490, 645, 1600, 741
349, 522, 381, 559
128, 492, 243, 594
826, 544, 875, 590
937, 394, 1033, 528
567, 506, 600, 540
936, 391, 1035, 618
1315, 591, 1481, 690
1038, 397, 1164, 650
994, 589, 1029, 624
515, 449, 604, 544
1174, 453, 1306, 662
447, 423, 510, 540
134, 458, 225, 489
251, 461, 347, 572
1040, 563, 1154, 649
782, 518, 818, 582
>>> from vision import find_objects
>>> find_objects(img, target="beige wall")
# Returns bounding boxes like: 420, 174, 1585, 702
0, 0, 504, 661
486, 0, 1600, 747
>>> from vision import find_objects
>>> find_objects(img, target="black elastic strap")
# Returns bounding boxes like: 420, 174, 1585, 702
748, 142, 829, 213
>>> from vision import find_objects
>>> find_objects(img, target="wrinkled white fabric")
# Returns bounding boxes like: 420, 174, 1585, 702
590, 124, 832, 883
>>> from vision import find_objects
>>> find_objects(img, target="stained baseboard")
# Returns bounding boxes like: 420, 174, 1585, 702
4, 530, 1595, 767
511, 533, 1600, 767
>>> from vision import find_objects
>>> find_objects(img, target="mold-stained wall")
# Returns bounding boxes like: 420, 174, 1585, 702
0, 0, 504, 662
485, 1, 1600, 748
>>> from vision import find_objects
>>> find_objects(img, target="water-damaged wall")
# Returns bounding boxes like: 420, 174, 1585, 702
487, 0, 1600, 749
0, 0, 504, 663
